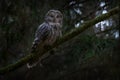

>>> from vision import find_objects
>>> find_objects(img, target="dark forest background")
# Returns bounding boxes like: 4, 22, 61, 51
0, 0, 119, 80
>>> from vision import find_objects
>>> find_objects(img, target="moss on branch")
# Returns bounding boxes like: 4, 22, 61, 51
0, 6, 119, 74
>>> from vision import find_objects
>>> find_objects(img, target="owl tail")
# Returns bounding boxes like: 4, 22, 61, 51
27, 53, 40, 69
27, 60, 39, 69
27, 58, 44, 69
27, 43, 39, 68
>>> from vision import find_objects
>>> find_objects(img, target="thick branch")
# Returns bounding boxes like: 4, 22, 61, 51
0, 6, 119, 74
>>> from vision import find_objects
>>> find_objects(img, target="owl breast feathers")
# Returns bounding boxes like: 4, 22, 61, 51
32, 22, 62, 50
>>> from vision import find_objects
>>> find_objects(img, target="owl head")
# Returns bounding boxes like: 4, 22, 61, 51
45, 10, 63, 26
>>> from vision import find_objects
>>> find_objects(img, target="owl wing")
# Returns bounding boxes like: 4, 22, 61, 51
31, 23, 51, 53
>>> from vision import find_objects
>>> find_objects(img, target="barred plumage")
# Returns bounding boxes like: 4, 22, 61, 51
27, 10, 63, 68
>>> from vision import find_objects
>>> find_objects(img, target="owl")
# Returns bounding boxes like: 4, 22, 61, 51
27, 10, 63, 68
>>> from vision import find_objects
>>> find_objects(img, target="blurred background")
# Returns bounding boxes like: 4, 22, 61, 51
0, 0, 119, 80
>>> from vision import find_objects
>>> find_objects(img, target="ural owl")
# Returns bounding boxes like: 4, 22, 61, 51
27, 10, 63, 68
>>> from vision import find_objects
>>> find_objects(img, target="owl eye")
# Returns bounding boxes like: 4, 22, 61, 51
50, 15, 54, 18
56, 15, 60, 18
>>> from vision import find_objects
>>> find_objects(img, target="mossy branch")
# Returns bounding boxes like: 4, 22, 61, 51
0, 6, 119, 74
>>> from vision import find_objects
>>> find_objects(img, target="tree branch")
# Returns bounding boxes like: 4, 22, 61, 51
0, 6, 119, 74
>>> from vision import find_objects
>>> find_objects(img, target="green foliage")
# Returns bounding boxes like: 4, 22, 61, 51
60, 34, 116, 66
